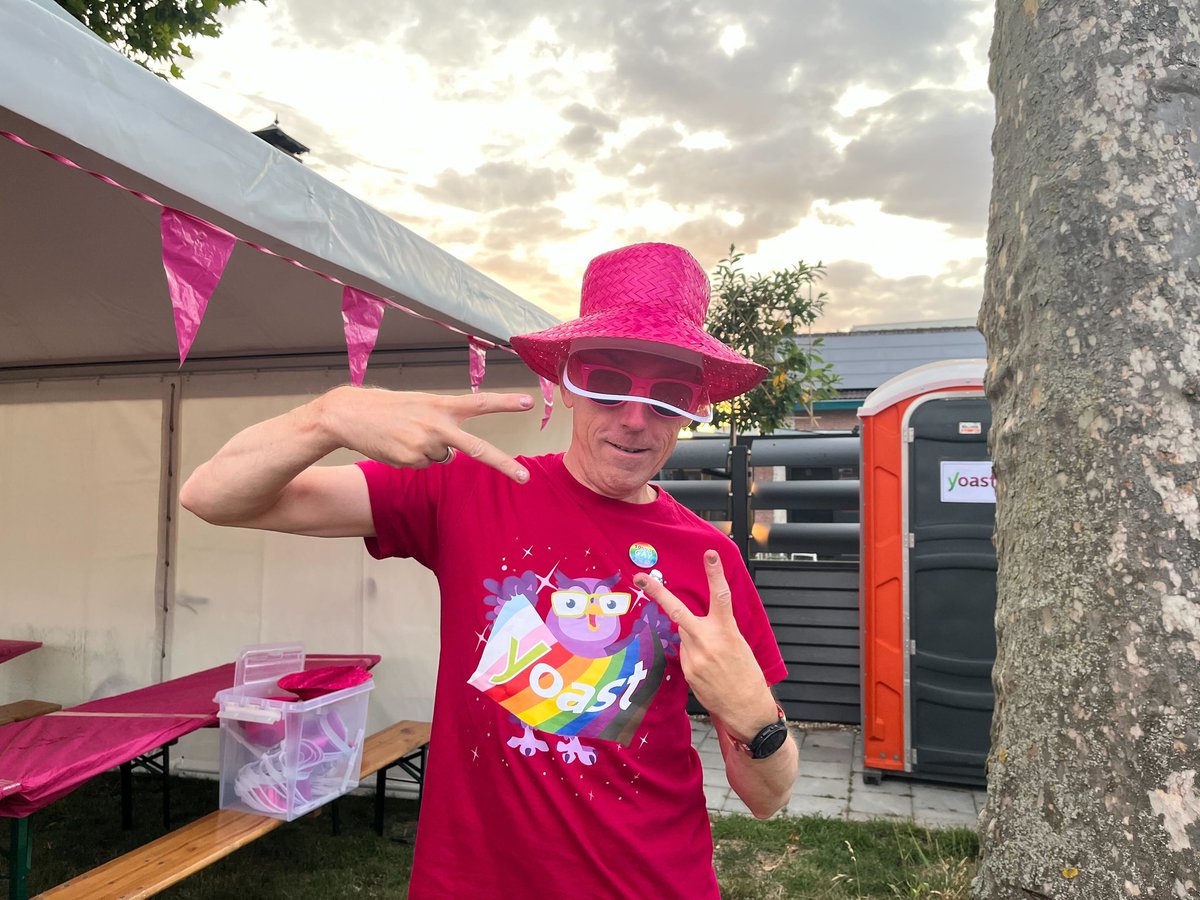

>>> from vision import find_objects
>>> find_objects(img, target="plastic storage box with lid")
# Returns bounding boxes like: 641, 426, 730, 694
214, 643, 373, 821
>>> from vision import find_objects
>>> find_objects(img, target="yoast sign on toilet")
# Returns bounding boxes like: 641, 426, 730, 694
940, 461, 996, 503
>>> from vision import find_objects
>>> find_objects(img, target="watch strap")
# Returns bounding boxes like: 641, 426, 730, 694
730, 704, 788, 759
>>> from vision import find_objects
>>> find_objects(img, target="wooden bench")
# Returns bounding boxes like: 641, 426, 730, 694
341, 719, 430, 835
36, 720, 432, 899
0, 701, 60, 727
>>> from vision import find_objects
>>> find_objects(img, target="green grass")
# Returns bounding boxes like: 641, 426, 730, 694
3, 774, 977, 898
712, 814, 978, 899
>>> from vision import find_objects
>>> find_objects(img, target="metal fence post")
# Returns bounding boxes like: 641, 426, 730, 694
728, 442, 750, 564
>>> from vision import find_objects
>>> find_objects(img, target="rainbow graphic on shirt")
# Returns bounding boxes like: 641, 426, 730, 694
468, 594, 665, 747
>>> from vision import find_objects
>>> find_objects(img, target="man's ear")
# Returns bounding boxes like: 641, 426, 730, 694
557, 367, 575, 409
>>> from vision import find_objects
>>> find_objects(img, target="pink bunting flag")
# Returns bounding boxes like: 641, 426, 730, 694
4, 132, 535, 373
539, 376, 555, 430
341, 286, 386, 386
160, 209, 237, 365
468, 338, 488, 393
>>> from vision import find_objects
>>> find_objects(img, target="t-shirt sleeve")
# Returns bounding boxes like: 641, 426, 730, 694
723, 546, 789, 687
357, 458, 445, 568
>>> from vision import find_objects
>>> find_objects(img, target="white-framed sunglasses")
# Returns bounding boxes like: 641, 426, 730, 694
561, 354, 714, 423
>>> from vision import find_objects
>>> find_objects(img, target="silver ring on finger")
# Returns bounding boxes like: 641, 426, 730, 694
428, 446, 456, 465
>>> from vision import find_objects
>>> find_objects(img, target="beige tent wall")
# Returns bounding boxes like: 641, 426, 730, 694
0, 377, 169, 707
169, 362, 571, 776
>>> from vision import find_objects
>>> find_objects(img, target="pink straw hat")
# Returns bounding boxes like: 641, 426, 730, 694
510, 243, 767, 403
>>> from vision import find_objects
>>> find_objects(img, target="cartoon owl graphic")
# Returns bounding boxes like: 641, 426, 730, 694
472, 568, 678, 766
543, 571, 628, 655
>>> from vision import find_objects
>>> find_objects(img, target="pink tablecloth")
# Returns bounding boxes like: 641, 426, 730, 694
0, 640, 41, 665
0, 653, 380, 818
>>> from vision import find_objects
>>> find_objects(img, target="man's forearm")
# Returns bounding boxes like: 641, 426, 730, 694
718, 720, 799, 818
180, 386, 534, 536
179, 394, 336, 525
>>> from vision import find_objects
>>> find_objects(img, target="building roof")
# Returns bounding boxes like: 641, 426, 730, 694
857, 358, 986, 417
252, 122, 311, 159
803, 323, 986, 393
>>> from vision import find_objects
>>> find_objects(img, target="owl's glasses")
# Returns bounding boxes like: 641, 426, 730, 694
561, 356, 713, 423
549, 589, 632, 618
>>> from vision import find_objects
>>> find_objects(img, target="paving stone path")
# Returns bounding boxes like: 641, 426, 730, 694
691, 719, 984, 830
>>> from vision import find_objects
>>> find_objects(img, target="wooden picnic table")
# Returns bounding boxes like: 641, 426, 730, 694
0, 653, 380, 900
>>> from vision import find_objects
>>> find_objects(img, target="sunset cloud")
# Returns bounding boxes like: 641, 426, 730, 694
179, 0, 994, 331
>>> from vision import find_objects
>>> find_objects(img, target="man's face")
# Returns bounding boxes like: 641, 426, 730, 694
561, 347, 702, 503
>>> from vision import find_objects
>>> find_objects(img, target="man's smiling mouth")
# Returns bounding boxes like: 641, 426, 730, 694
608, 440, 647, 454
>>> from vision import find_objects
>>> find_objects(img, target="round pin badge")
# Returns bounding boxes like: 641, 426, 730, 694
628, 542, 658, 569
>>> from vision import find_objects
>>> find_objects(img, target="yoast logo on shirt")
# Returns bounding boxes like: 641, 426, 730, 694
940, 460, 996, 504
468, 594, 665, 746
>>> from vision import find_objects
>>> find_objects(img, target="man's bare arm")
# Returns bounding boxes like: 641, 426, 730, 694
635, 552, 798, 818
714, 715, 798, 818
179, 385, 534, 537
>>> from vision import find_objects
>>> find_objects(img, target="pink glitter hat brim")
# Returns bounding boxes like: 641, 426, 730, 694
510, 319, 766, 403
510, 242, 768, 403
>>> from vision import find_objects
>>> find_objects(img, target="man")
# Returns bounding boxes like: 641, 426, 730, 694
181, 242, 798, 898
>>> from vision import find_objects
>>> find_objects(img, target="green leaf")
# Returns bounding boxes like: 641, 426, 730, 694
59, 0, 255, 71
704, 244, 841, 439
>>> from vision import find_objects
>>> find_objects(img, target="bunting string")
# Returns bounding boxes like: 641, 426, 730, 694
1, 128, 555, 426
1, 129, 166, 207
0, 127, 508, 369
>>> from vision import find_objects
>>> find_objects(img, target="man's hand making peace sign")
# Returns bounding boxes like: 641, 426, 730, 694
636, 550, 799, 818
181, 385, 535, 537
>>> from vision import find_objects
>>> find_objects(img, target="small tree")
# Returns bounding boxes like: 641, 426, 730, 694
703, 246, 839, 442
55, 0, 261, 79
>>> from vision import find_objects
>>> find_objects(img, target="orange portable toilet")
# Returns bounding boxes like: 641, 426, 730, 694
857, 359, 995, 786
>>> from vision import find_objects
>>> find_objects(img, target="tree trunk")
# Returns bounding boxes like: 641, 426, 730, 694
975, 2, 1200, 896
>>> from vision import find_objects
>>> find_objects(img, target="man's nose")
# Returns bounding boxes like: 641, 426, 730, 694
615, 400, 653, 426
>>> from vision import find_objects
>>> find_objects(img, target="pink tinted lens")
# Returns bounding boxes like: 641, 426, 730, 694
583, 366, 633, 403
577, 362, 700, 416
647, 380, 697, 412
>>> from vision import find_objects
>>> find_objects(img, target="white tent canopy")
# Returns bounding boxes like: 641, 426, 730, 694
0, 0, 571, 776
0, 0, 559, 378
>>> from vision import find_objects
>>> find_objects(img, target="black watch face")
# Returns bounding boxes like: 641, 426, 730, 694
751, 722, 789, 759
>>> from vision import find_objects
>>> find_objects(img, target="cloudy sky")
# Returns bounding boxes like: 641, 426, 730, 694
176, 0, 995, 332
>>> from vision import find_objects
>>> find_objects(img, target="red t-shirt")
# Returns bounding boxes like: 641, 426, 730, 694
359, 453, 787, 899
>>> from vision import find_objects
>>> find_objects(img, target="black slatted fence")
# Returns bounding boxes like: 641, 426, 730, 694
655, 433, 863, 724
754, 561, 860, 724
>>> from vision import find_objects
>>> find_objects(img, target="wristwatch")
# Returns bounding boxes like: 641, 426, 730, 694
731, 705, 789, 760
